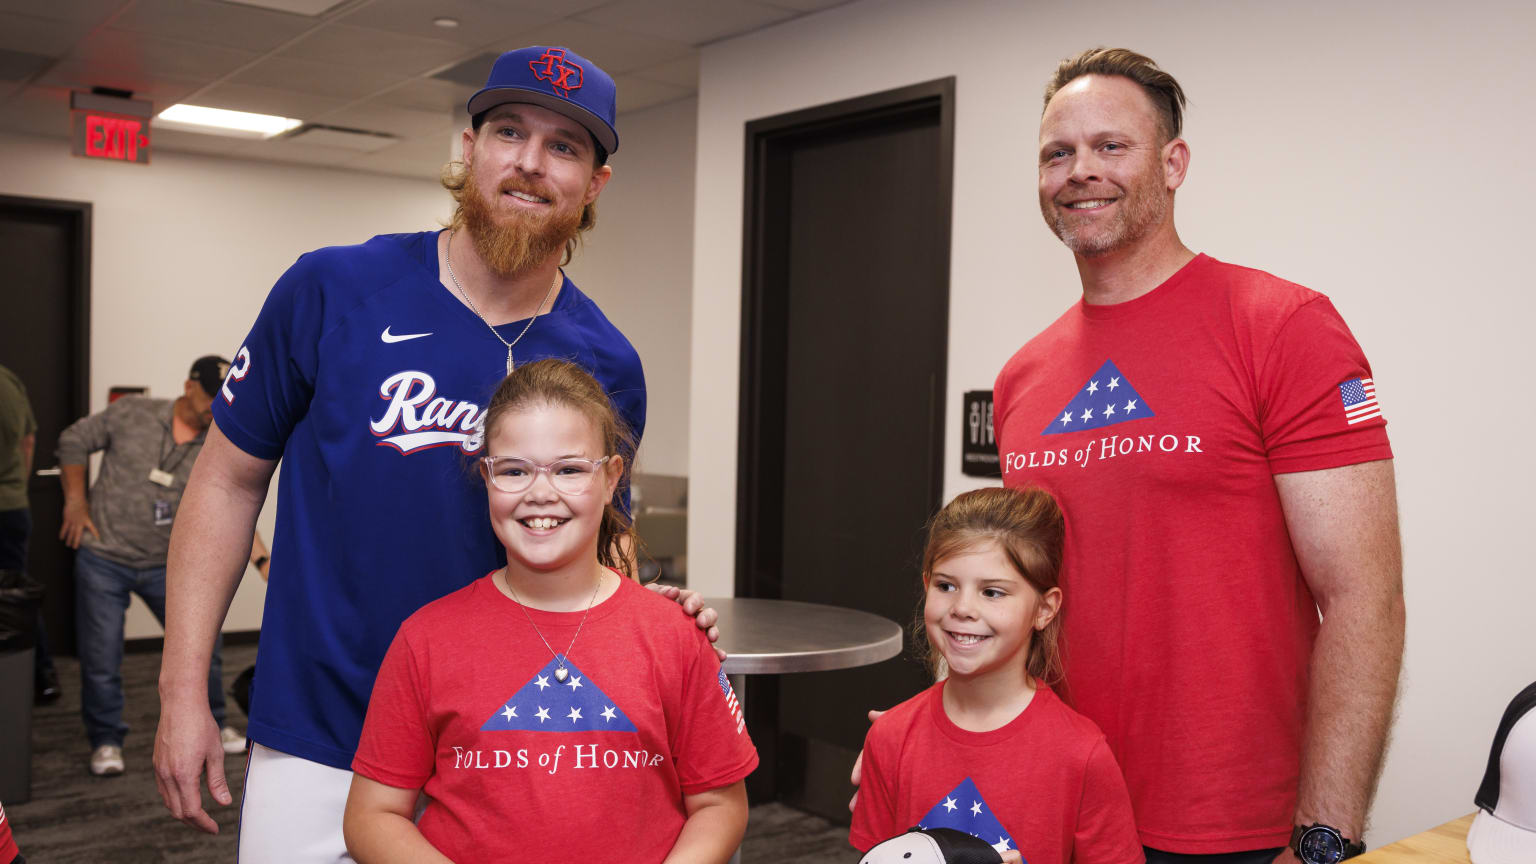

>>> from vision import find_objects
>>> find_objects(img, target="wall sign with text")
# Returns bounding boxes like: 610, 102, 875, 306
70, 92, 153, 165
961, 390, 1001, 478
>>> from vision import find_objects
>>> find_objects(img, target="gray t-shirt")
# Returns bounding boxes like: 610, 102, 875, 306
56, 396, 205, 569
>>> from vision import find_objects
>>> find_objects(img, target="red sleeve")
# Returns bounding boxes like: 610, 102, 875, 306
351, 626, 436, 789
1072, 739, 1145, 864
848, 719, 901, 853
671, 629, 759, 796
0, 800, 19, 864
1258, 297, 1392, 474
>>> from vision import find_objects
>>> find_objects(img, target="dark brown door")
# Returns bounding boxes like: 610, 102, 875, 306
737, 79, 954, 820
0, 195, 92, 656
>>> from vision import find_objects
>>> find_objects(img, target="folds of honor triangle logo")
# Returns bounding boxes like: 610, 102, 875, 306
482, 657, 637, 732
1042, 359, 1153, 436
917, 777, 1020, 857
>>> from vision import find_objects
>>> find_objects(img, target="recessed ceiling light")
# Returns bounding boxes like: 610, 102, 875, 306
157, 104, 303, 139
433, 16, 459, 28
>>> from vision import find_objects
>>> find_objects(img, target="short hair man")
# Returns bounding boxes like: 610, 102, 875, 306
56, 357, 250, 776
152, 47, 707, 858
990, 49, 1404, 863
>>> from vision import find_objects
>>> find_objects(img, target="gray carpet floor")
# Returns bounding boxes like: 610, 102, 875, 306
7, 643, 854, 862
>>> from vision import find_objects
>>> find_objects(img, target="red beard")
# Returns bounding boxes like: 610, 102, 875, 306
460, 172, 583, 277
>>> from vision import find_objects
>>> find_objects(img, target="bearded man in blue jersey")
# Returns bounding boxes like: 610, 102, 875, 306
151, 47, 712, 857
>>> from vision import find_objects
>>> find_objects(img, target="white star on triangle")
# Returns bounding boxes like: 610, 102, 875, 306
1125, 399, 1138, 413
942, 796, 957, 813
1060, 411, 1073, 426
601, 706, 617, 722
534, 675, 550, 690
1108, 377, 1120, 391
567, 707, 583, 723
501, 704, 517, 721
534, 706, 550, 723
1080, 408, 1093, 421
1086, 379, 1099, 394
971, 801, 983, 816
1104, 403, 1116, 417
992, 838, 1012, 853
565, 676, 583, 690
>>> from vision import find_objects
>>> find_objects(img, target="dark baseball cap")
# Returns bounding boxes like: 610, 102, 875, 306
466, 46, 619, 157
189, 355, 230, 398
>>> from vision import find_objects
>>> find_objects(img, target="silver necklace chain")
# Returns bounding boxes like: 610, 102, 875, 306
445, 229, 559, 375
501, 568, 603, 682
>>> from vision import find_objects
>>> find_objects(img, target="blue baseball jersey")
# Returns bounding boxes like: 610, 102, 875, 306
214, 231, 646, 769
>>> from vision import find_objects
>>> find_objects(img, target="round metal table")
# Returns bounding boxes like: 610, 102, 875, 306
709, 597, 905, 676
706, 597, 903, 863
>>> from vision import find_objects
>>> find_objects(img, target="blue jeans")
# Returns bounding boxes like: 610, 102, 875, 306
75, 546, 226, 748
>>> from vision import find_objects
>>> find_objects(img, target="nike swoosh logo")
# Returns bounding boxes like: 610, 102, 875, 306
381, 326, 432, 344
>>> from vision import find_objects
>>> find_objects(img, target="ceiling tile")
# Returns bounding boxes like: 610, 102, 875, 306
337, 0, 562, 48
348, 129, 458, 179
0, 0, 127, 27
0, 48, 55, 84
577, 0, 797, 45
37, 59, 202, 107
315, 102, 456, 137
238, 135, 362, 167
194, 80, 349, 119
372, 76, 467, 113
612, 74, 689, 113
111, 0, 316, 53
231, 55, 409, 100
626, 52, 697, 89
153, 124, 262, 157
0, 86, 73, 138
70, 29, 260, 80
278, 22, 469, 75
757, 0, 855, 12
508, 18, 692, 74
222, 0, 351, 15
0, 12, 96, 57
431, 50, 498, 88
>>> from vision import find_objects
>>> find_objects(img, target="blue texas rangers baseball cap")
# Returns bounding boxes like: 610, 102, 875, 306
466, 46, 619, 158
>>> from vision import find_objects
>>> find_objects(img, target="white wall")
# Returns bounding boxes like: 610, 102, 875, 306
0, 130, 451, 638
566, 96, 696, 477
687, 0, 1536, 846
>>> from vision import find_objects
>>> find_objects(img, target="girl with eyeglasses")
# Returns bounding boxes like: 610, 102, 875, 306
342, 359, 756, 864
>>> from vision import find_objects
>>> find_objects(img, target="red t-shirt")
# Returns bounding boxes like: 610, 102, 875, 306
353, 573, 758, 863
993, 254, 1392, 853
0, 800, 19, 864
851, 681, 1142, 864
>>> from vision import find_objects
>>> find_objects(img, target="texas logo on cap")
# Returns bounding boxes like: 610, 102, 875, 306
529, 48, 583, 97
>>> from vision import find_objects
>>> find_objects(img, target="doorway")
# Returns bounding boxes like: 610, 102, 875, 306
735, 78, 954, 820
0, 194, 93, 657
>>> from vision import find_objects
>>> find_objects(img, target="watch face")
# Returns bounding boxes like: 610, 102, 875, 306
1299, 827, 1346, 864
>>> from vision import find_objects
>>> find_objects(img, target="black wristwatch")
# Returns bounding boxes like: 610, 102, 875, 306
1290, 824, 1365, 864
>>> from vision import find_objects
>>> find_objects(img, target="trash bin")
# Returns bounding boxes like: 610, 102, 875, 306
0, 568, 43, 804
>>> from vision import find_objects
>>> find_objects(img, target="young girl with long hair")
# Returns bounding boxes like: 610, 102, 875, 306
343, 359, 756, 863
851, 487, 1142, 864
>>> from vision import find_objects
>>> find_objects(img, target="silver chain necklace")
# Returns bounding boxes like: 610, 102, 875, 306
500, 568, 603, 683
445, 230, 559, 375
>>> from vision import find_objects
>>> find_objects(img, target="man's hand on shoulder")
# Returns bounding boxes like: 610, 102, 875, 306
646, 583, 724, 661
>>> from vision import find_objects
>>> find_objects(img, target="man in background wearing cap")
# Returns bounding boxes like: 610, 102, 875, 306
153, 46, 690, 858
56, 356, 257, 777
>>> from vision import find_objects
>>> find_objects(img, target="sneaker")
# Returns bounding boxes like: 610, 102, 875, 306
90, 744, 124, 776
220, 726, 247, 755
34, 666, 61, 705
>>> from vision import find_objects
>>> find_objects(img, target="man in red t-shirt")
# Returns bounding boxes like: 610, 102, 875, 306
988, 48, 1404, 864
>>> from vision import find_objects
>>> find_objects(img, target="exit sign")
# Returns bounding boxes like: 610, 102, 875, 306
70, 92, 154, 165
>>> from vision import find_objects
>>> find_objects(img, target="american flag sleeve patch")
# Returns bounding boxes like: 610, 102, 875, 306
1338, 377, 1382, 425
717, 670, 745, 735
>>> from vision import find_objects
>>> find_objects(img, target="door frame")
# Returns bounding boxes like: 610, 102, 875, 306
1, 193, 92, 655
0, 193, 92, 422
733, 78, 955, 806
735, 77, 955, 601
